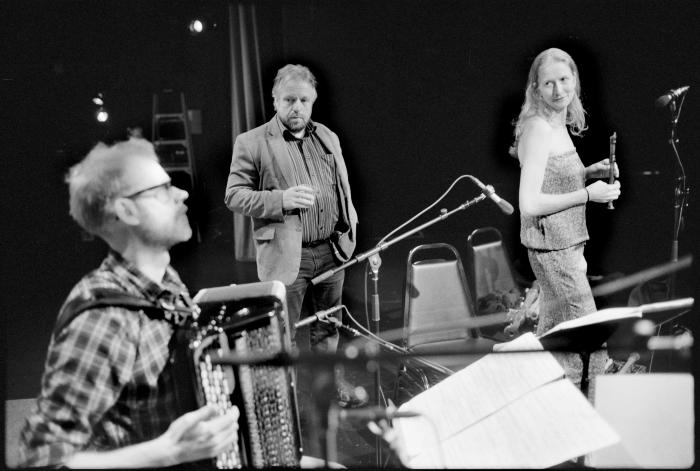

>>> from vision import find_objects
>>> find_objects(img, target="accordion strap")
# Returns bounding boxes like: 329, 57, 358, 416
54, 287, 195, 337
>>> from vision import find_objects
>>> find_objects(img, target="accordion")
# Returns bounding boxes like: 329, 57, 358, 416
175, 281, 302, 468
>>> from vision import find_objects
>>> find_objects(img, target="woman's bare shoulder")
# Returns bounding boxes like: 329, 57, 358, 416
518, 116, 553, 160
521, 115, 553, 136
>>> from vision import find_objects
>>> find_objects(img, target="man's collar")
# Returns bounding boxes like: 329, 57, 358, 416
106, 248, 180, 299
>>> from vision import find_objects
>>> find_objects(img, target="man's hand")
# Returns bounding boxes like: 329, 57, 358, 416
162, 405, 240, 466
283, 185, 316, 210
63, 405, 240, 468
586, 158, 619, 180
367, 400, 410, 466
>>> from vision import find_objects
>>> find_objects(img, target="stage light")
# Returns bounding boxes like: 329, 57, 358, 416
92, 93, 109, 123
188, 19, 205, 34
96, 108, 109, 123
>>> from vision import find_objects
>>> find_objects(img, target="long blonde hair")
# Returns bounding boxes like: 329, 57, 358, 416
509, 48, 587, 157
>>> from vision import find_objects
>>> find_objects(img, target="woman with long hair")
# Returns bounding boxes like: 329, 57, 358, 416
511, 48, 621, 395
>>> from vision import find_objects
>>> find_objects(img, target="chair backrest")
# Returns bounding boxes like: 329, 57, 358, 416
466, 227, 519, 304
403, 243, 479, 349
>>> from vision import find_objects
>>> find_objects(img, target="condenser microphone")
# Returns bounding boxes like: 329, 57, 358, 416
339, 406, 421, 421
655, 86, 690, 108
294, 305, 344, 329
472, 178, 514, 215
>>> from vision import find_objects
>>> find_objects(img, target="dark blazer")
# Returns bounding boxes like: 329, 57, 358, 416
225, 117, 358, 285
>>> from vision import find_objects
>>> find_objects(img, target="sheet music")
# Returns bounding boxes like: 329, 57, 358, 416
401, 380, 619, 468
395, 333, 620, 468
538, 306, 642, 339
397, 333, 563, 446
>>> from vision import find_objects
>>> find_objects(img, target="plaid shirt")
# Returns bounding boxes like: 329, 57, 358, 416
17, 250, 193, 467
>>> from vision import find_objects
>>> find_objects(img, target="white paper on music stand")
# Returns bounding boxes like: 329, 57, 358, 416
397, 333, 563, 445
395, 333, 620, 468
403, 380, 619, 468
538, 306, 642, 339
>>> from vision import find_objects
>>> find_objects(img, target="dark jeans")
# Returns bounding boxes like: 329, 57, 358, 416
286, 241, 344, 353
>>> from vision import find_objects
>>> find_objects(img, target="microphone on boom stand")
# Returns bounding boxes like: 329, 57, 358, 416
469, 177, 515, 215
294, 305, 345, 329
655, 86, 689, 108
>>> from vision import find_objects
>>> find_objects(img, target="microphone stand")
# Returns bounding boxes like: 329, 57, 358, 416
311, 192, 487, 468
328, 319, 443, 467
666, 99, 689, 299
311, 193, 487, 286
367, 253, 383, 466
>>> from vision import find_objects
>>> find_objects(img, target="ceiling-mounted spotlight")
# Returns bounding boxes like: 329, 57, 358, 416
188, 19, 206, 34
96, 108, 109, 123
92, 93, 109, 123
188, 15, 218, 35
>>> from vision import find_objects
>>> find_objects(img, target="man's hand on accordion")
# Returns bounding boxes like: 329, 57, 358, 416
63, 405, 241, 468
160, 404, 240, 466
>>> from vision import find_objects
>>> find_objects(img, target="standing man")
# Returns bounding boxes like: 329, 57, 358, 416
18, 138, 239, 467
225, 64, 361, 404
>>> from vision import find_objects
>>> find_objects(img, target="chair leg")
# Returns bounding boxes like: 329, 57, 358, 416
393, 363, 406, 405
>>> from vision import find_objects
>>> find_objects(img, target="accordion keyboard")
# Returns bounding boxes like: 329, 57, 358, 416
191, 306, 301, 468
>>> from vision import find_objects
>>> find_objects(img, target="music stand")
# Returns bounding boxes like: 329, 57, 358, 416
537, 298, 694, 396
539, 321, 625, 396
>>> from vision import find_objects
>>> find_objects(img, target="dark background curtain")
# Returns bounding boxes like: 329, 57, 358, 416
229, 2, 265, 262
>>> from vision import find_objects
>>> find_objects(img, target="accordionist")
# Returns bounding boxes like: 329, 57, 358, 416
17, 138, 240, 468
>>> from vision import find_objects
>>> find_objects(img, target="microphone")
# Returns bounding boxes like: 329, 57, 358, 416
338, 406, 420, 421
294, 305, 344, 329
472, 178, 514, 215
655, 86, 690, 107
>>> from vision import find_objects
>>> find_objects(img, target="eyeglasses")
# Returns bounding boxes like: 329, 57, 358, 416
122, 181, 175, 201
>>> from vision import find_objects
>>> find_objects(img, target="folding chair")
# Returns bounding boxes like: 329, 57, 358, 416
467, 227, 528, 340
394, 243, 495, 404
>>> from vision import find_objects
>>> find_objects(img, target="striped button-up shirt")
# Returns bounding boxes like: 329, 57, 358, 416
279, 118, 339, 244
17, 250, 192, 467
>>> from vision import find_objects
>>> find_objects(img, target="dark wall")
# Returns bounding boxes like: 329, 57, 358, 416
265, 0, 700, 271
4, 0, 237, 399
4, 0, 699, 399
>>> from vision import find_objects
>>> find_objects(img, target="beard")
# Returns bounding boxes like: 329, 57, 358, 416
282, 114, 307, 133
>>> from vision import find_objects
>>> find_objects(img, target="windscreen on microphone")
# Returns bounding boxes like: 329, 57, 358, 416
655, 93, 674, 108
655, 85, 690, 108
